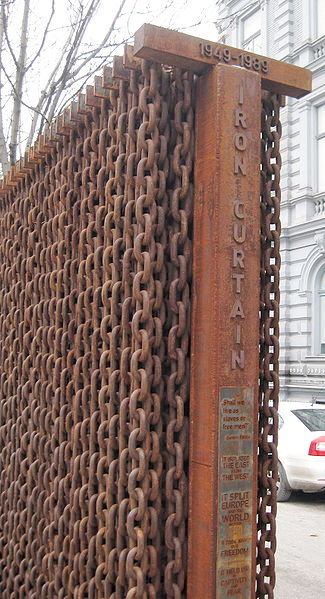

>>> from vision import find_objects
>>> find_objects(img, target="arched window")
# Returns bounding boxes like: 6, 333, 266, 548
320, 269, 325, 354
299, 247, 325, 356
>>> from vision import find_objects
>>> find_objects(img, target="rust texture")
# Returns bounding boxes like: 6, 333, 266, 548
134, 24, 312, 98
0, 26, 282, 599
0, 58, 195, 599
188, 65, 261, 599
257, 91, 282, 599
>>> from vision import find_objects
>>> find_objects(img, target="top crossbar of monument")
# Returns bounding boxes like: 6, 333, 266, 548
134, 24, 311, 99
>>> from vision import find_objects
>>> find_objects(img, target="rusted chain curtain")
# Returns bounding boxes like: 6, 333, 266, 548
257, 92, 282, 599
0, 63, 280, 598
0, 61, 194, 599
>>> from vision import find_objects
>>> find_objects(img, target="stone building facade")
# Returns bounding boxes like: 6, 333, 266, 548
218, 0, 325, 402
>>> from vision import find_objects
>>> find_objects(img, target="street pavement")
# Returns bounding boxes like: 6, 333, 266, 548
275, 490, 325, 598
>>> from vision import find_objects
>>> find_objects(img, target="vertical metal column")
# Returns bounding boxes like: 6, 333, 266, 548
188, 64, 261, 599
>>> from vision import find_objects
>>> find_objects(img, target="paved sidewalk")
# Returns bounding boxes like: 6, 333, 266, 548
275, 491, 325, 599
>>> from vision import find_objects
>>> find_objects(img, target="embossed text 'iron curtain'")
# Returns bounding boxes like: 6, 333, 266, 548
231, 82, 248, 370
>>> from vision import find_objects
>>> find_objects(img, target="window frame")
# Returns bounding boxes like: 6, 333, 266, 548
316, 104, 325, 192
240, 7, 262, 54
316, 0, 325, 40
319, 269, 325, 354
313, 266, 325, 355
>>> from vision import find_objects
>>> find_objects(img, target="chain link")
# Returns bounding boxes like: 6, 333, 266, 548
0, 60, 281, 599
164, 69, 194, 599
257, 91, 282, 599
0, 59, 195, 599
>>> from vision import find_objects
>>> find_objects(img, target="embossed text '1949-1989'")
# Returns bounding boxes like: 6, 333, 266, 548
199, 43, 269, 73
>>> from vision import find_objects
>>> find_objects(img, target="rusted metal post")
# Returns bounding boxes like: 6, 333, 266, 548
188, 65, 261, 599
133, 23, 311, 599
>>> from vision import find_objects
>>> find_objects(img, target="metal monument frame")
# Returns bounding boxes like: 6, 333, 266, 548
0, 22, 311, 599
134, 23, 311, 599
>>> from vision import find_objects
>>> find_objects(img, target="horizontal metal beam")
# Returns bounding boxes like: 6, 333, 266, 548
134, 24, 311, 99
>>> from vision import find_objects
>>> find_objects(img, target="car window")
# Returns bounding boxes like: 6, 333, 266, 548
292, 409, 325, 431
268, 414, 284, 429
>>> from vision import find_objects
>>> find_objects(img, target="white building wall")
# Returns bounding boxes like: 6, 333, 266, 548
219, 0, 325, 402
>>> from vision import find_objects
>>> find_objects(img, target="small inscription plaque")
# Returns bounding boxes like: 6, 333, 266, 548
217, 387, 254, 598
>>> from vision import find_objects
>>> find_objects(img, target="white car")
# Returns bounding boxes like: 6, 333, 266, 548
277, 401, 325, 501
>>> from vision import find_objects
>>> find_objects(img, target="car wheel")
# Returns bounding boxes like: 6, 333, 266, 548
277, 462, 292, 502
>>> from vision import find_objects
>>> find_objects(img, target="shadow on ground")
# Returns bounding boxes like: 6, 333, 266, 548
285, 489, 325, 504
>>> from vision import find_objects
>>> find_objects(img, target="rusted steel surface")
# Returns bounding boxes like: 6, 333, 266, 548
257, 92, 282, 599
0, 58, 195, 599
134, 24, 312, 98
0, 24, 285, 599
188, 65, 261, 599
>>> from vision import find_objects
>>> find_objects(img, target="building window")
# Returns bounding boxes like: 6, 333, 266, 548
320, 269, 325, 354
242, 9, 261, 53
317, 105, 325, 191
316, 0, 325, 39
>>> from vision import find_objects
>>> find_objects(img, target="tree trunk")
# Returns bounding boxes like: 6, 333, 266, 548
0, 9, 9, 174
9, 0, 30, 166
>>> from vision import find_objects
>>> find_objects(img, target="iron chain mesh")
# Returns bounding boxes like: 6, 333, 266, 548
0, 59, 280, 598
0, 61, 194, 599
257, 92, 282, 599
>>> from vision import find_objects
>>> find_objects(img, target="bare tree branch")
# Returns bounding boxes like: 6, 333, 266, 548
1, 59, 49, 118
25, 15, 78, 147
45, 0, 128, 123
0, 0, 18, 70
61, 0, 128, 85
25, 0, 55, 73
9, 0, 30, 165
0, 0, 216, 175
0, 9, 9, 173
